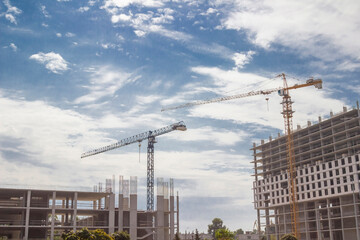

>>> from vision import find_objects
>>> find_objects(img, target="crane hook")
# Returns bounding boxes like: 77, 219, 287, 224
138, 141, 141, 163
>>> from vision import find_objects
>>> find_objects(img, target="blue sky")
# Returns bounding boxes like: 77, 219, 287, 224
1, 0, 360, 232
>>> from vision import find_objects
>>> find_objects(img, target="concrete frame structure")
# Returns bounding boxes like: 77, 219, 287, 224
0, 177, 179, 240
252, 106, 360, 240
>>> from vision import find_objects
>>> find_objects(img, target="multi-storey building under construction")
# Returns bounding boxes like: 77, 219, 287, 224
0, 176, 179, 240
252, 106, 360, 240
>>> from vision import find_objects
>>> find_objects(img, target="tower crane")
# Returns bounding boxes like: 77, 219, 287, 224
81, 121, 187, 211
162, 74, 322, 238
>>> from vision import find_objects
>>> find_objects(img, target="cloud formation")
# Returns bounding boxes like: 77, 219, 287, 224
1, 0, 22, 24
9, 43, 17, 52
29, 52, 69, 74
74, 66, 141, 104
232, 51, 255, 69
220, 0, 360, 70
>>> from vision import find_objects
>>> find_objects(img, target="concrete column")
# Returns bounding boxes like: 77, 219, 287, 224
176, 194, 179, 234
170, 196, 175, 240
274, 209, 279, 240
73, 192, 78, 232
304, 204, 310, 240
24, 190, 31, 240
327, 199, 333, 240
353, 192, 360, 239
65, 197, 69, 224
339, 197, 345, 240
164, 198, 169, 240
118, 194, 124, 231
98, 197, 102, 210
50, 191, 56, 240
62, 200, 65, 224
315, 202, 321, 239
109, 193, 115, 234
157, 195, 164, 240
130, 194, 137, 240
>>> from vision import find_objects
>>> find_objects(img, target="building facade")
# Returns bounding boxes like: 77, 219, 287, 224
0, 177, 179, 240
252, 106, 360, 240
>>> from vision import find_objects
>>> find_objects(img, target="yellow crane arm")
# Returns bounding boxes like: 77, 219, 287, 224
161, 78, 322, 112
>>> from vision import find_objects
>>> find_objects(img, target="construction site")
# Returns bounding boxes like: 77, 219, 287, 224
1, 73, 360, 240
0, 176, 179, 240
252, 106, 360, 240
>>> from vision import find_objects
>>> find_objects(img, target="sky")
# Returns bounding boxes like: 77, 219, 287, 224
1, 0, 360, 233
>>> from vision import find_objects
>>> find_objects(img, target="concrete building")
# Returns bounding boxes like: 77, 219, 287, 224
0, 176, 179, 240
252, 106, 360, 240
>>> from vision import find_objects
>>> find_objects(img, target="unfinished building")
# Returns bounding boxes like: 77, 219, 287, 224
252, 106, 360, 240
0, 176, 179, 240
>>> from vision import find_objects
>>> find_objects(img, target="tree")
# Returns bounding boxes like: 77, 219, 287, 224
234, 228, 244, 235
195, 229, 200, 240
215, 229, 234, 240
280, 234, 297, 240
174, 232, 180, 240
61, 228, 113, 240
112, 231, 130, 240
208, 218, 226, 239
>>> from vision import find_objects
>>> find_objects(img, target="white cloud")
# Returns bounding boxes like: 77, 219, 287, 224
166, 126, 250, 146
220, 0, 360, 70
74, 66, 141, 104
56, 33, 62, 37
134, 30, 146, 37
40, 5, 50, 18
29, 52, 69, 74
65, 32, 75, 37
2, 0, 22, 24
78, 6, 90, 12
200, 7, 218, 15
232, 50, 255, 69
9, 43, 17, 51
102, 0, 165, 9
104, 5, 192, 42
111, 13, 132, 23
41, 23, 48, 27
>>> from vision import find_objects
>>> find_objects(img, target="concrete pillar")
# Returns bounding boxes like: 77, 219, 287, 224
130, 194, 137, 240
339, 197, 345, 240
24, 190, 31, 240
304, 204, 310, 240
98, 197, 102, 210
353, 192, 360, 239
157, 195, 165, 240
118, 194, 124, 231
164, 198, 169, 240
109, 193, 115, 234
50, 191, 56, 240
315, 202, 321, 239
176, 194, 179, 234
274, 209, 279, 240
73, 192, 78, 232
170, 196, 175, 240
327, 199, 333, 240
66, 197, 69, 224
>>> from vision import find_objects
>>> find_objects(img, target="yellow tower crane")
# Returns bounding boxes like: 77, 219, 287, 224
162, 74, 323, 238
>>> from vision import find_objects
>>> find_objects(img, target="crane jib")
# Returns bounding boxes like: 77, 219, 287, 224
81, 121, 187, 158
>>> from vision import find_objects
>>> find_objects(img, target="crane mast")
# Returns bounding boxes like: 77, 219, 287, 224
81, 121, 187, 211
162, 74, 322, 238
279, 73, 299, 238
